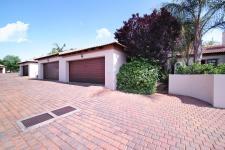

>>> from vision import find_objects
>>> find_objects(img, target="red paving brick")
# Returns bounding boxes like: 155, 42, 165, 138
0, 73, 225, 149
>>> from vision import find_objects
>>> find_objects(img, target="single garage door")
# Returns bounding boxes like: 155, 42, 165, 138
43, 61, 59, 80
23, 65, 28, 76
69, 57, 105, 84
0, 68, 2, 73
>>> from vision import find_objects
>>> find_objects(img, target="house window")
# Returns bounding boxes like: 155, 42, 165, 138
201, 60, 206, 64
207, 59, 218, 66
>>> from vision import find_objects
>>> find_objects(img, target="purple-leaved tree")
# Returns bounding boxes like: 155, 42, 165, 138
115, 8, 182, 69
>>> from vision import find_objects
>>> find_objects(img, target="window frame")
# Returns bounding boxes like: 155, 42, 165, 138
206, 59, 218, 66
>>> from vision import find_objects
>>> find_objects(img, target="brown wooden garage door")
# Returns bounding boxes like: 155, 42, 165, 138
43, 61, 59, 80
0, 68, 2, 73
23, 65, 28, 76
69, 57, 105, 84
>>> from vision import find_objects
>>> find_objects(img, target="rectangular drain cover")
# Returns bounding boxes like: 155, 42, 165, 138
51, 106, 76, 116
21, 113, 54, 128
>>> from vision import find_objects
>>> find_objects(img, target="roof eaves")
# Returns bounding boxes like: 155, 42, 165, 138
34, 53, 59, 60
60, 42, 125, 56
18, 60, 38, 64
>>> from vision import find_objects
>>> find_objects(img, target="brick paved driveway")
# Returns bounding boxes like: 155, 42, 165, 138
0, 74, 225, 150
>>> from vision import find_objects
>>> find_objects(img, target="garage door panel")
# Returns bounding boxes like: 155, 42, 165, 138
69, 57, 105, 84
23, 65, 28, 76
43, 61, 59, 80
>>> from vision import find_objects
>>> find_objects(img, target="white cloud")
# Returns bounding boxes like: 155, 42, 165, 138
0, 21, 29, 43
96, 28, 112, 39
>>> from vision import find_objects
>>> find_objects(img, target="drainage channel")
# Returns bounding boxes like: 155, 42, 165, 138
17, 106, 79, 131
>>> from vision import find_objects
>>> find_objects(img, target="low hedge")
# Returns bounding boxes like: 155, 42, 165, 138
215, 64, 225, 74
176, 63, 225, 74
117, 59, 158, 94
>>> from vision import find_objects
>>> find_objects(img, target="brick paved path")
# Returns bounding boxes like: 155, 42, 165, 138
0, 74, 225, 150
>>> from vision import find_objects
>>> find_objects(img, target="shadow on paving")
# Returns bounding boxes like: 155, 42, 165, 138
30, 78, 213, 108
172, 94, 213, 108
29, 78, 104, 87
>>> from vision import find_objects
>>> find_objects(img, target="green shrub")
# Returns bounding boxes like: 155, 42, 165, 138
176, 63, 225, 74
214, 64, 225, 74
117, 58, 158, 94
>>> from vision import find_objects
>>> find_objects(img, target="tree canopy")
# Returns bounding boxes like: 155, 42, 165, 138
164, 0, 225, 63
2, 55, 21, 72
115, 8, 182, 68
175, 21, 195, 65
48, 43, 66, 55
0, 59, 3, 65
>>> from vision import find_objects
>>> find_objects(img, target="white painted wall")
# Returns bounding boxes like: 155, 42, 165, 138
38, 63, 43, 79
169, 74, 225, 108
169, 75, 213, 104
223, 31, 225, 45
29, 63, 38, 78
19, 63, 38, 78
19, 66, 23, 76
59, 58, 68, 82
111, 49, 127, 90
213, 75, 225, 108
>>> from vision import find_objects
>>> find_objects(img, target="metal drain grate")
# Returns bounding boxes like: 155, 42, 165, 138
21, 113, 54, 128
51, 106, 76, 116
17, 106, 79, 131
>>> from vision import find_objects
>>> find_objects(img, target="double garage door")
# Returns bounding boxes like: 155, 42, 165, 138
43, 57, 105, 84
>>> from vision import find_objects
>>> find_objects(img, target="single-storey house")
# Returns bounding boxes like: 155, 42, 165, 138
35, 42, 126, 90
0, 64, 6, 74
201, 45, 225, 65
178, 32, 225, 66
177, 45, 225, 66
19, 61, 38, 78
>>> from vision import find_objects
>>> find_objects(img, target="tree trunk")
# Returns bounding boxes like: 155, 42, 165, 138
193, 27, 203, 63
186, 50, 190, 66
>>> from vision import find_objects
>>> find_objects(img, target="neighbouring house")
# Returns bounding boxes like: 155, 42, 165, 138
19, 61, 38, 78
177, 32, 225, 66
0, 65, 6, 74
177, 45, 225, 66
34, 42, 126, 90
200, 45, 225, 65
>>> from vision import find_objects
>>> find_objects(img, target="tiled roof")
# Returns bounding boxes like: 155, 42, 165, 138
177, 45, 225, 56
203, 45, 225, 54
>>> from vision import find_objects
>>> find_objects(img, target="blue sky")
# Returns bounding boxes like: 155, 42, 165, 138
0, 0, 222, 61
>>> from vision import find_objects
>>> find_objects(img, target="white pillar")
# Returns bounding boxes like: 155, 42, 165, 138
104, 51, 115, 90
2, 68, 6, 74
38, 63, 44, 79
111, 50, 126, 90
29, 63, 38, 78
222, 31, 225, 46
19, 66, 23, 76
59, 59, 69, 82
